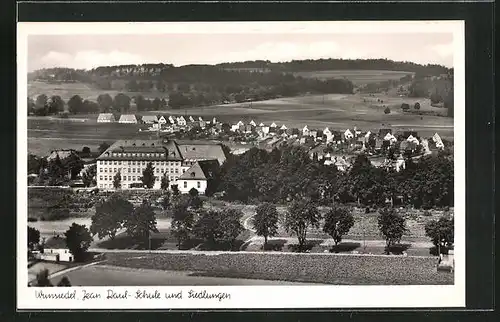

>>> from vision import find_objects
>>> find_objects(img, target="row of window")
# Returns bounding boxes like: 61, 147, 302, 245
99, 175, 179, 182
98, 167, 182, 174
97, 181, 202, 190
184, 181, 201, 189
98, 160, 181, 166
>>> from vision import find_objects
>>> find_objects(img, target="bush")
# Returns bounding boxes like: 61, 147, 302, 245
414, 102, 421, 110
384, 106, 391, 114
423, 210, 432, 217
28, 217, 38, 222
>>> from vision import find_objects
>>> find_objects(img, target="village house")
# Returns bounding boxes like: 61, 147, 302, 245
36, 237, 74, 262
343, 129, 354, 141
177, 116, 187, 127
158, 115, 167, 124
323, 127, 333, 142
177, 160, 220, 195
432, 133, 445, 149
141, 115, 158, 124
168, 116, 176, 124
118, 114, 138, 124
259, 122, 265, 127
333, 156, 351, 172
97, 113, 116, 123
188, 116, 196, 123
302, 125, 310, 137
249, 120, 257, 127
212, 117, 218, 125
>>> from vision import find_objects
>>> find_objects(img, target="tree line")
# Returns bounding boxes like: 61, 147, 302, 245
251, 201, 454, 254
215, 146, 454, 209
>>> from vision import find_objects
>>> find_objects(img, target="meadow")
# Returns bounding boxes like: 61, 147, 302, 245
27, 91, 453, 155
293, 69, 413, 85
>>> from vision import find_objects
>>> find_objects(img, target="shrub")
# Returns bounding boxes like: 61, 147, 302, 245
384, 106, 391, 114
28, 217, 38, 222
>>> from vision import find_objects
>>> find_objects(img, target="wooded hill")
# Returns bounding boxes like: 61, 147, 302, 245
28, 58, 453, 114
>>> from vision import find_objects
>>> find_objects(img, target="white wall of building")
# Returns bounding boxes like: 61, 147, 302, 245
42, 249, 74, 262
96, 159, 183, 190
177, 179, 207, 194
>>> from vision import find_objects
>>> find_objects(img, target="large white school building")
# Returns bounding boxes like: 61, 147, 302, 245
96, 139, 226, 193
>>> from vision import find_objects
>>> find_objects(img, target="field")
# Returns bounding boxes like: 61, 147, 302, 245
293, 69, 413, 85
103, 252, 453, 285
27, 91, 453, 156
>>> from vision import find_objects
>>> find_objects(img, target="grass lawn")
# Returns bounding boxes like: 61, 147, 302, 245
103, 252, 453, 285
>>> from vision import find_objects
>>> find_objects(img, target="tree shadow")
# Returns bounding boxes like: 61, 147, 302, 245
330, 242, 361, 253
262, 239, 287, 251
196, 240, 245, 251
385, 243, 411, 255
429, 246, 450, 256
287, 239, 323, 253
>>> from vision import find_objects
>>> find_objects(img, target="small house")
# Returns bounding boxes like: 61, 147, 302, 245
236, 120, 244, 127
302, 125, 310, 137
189, 116, 196, 123
39, 236, 74, 262
270, 122, 277, 128
177, 116, 187, 126
142, 115, 158, 124
177, 160, 220, 195
97, 113, 115, 123
249, 120, 257, 127
158, 115, 168, 124
118, 114, 138, 124
344, 129, 354, 140
259, 122, 265, 127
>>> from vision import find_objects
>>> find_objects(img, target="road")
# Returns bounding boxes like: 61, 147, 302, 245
50, 264, 312, 286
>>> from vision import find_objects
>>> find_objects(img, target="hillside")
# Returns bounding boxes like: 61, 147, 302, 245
27, 58, 453, 117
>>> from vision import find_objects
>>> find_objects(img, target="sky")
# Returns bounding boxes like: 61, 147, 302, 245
27, 33, 454, 72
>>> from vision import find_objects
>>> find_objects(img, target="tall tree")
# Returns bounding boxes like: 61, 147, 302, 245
123, 199, 159, 244
35, 269, 53, 287
323, 204, 354, 246
28, 226, 40, 250
283, 198, 321, 252
377, 207, 407, 251
170, 199, 195, 249
97, 93, 113, 112
424, 214, 454, 253
113, 93, 131, 112
160, 173, 169, 190
67, 95, 83, 114
113, 171, 121, 189
90, 193, 133, 240
48, 95, 65, 114
141, 162, 155, 188
251, 202, 279, 247
64, 223, 93, 262
81, 164, 97, 187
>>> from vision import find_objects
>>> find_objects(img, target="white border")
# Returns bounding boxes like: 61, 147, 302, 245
17, 21, 465, 309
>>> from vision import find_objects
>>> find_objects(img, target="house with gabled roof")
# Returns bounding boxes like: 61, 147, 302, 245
249, 120, 257, 127
177, 116, 187, 126
344, 129, 354, 140
97, 113, 116, 123
259, 122, 265, 127
270, 122, 277, 128
236, 120, 244, 127
158, 115, 167, 124
188, 116, 195, 123
177, 160, 220, 195
168, 116, 176, 124
142, 115, 159, 124
302, 125, 310, 137
212, 117, 218, 125
118, 114, 138, 124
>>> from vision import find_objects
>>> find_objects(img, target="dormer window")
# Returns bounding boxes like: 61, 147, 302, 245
190, 172, 195, 177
